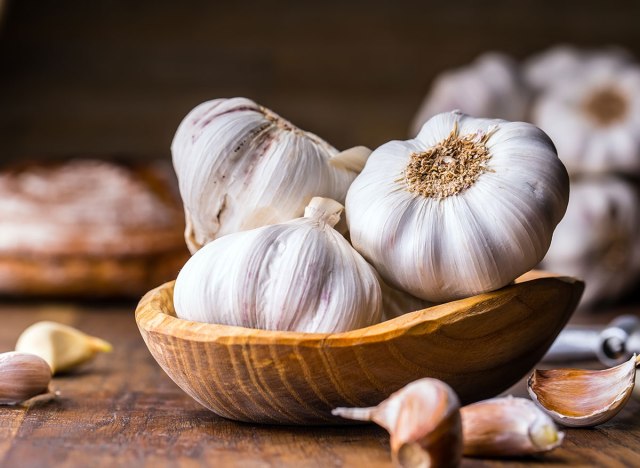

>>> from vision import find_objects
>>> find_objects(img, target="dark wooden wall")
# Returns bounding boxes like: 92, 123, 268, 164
1, 0, 640, 163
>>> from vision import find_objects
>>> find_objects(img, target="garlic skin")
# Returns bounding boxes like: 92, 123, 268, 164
174, 197, 382, 333
528, 355, 639, 428
333, 378, 462, 468
0, 352, 52, 405
541, 176, 640, 307
461, 397, 564, 457
531, 54, 640, 175
346, 111, 569, 303
380, 280, 435, 321
15, 321, 112, 374
172, 97, 371, 252
411, 53, 529, 135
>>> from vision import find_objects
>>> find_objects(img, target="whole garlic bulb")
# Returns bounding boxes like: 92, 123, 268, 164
174, 197, 382, 333
411, 52, 529, 136
523, 45, 632, 93
346, 111, 569, 302
172, 97, 370, 252
540, 176, 640, 307
531, 53, 640, 175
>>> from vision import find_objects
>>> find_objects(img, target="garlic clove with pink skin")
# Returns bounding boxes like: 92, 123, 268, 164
461, 396, 564, 457
528, 354, 639, 427
333, 378, 462, 468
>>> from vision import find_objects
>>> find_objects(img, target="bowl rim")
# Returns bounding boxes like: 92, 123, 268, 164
135, 270, 582, 347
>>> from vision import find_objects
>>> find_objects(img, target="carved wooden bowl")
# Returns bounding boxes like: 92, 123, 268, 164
135, 271, 583, 425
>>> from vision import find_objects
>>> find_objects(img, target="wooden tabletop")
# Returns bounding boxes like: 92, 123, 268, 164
1, 300, 639, 467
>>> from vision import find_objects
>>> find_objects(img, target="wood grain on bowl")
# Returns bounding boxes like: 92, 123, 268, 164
135, 271, 583, 425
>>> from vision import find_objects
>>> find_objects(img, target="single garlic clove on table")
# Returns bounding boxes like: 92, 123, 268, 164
461, 396, 564, 457
0, 352, 52, 405
16, 321, 112, 374
528, 354, 639, 427
333, 378, 462, 468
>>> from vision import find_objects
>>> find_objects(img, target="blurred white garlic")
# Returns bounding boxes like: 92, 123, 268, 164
174, 197, 382, 333
524, 45, 632, 92
531, 51, 640, 175
541, 176, 640, 307
411, 52, 529, 136
346, 111, 569, 302
172, 97, 370, 252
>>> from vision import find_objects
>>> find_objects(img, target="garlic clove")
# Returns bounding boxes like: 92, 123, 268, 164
527, 354, 639, 427
0, 352, 52, 405
328, 146, 372, 173
15, 321, 112, 374
461, 396, 564, 457
333, 378, 462, 468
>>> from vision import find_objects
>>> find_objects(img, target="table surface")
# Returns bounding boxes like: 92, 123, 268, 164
1, 300, 640, 467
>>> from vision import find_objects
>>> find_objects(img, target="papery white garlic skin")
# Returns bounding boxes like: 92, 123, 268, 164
171, 97, 370, 252
461, 396, 564, 457
541, 176, 640, 307
531, 54, 640, 175
333, 378, 462, 468
173, 197, 382, 333
411, 52, 529, 136
346, 111, 569, 303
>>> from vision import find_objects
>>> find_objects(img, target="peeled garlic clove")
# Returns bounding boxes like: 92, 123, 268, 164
528, 354, 639, 427
0, 352, 52, 405
174, 197, 382, 333
461, 396, 564, 457
333, 378, 462, 468
172, 97, 370, 252
15, 321, 112, 374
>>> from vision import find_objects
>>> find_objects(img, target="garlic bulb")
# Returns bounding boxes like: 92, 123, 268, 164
174, 197, 382, 333
346, 111, 569, 302
531, 52, 640, 175
523, 45, 632, 93
411, 52, 528, 136
540, 176, 640, 307
172, 97, 371, 252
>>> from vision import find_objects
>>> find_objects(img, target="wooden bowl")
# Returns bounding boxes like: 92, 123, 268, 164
135, 271, 583, 425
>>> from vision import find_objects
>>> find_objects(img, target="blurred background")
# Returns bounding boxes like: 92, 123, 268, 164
2, 0, 640, 308
2, 0, 640, 160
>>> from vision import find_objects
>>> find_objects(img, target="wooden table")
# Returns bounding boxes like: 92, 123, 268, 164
1, 300, 639, 467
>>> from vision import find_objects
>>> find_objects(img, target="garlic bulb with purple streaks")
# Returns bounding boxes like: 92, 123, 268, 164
172, 97, 370, 252
174, 197, 382, 333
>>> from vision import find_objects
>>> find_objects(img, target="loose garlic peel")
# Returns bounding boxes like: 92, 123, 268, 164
461, 397, 564, 457
174, 197, 382, 333
15, 321, 112, 374
346, 110, 569, 303
333, 378, 462, 468
172, 97, 371, 252
527, 354, 639, 427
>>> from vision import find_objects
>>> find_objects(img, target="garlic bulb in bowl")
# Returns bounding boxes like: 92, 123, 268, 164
174, 197, 382, 333
346, 111, 569, 303
172, 97, 370, 252
411, 53, 528, 136
541, 176, 640, 307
